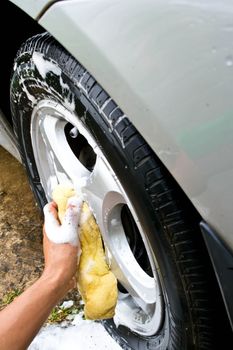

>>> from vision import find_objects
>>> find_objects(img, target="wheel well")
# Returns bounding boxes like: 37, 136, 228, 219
0, 2, 43, 123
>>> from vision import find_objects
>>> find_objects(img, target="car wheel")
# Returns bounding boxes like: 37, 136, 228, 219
11, 33, 220, 349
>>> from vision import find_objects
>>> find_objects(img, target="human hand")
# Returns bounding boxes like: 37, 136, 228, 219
42, 197, 83, 293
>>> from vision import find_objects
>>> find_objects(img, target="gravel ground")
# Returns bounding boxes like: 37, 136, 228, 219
0, 146, 43, 303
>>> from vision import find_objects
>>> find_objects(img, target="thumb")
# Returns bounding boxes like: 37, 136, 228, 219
43, 202, 60, 233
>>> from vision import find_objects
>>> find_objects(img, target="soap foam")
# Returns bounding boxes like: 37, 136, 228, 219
43, 196, 83, 247
28, 318, 123, 350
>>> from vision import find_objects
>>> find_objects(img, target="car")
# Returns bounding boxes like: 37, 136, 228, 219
1, 1, 233, 349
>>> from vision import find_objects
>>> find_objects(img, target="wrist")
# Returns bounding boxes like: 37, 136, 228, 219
39, 270, 68, 299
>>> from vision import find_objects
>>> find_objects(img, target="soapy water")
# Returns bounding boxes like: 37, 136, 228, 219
32, 52, 62, 80
43, 196, 83, 248
28, 313, 123, 350
13, 51, 76, 113
73, 176, 88, 195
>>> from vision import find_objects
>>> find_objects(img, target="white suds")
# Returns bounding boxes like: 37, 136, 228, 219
19, 77, 36, 105
32, 52, 61, 79
60, 76, 69, 91
28, 317, 123, 350
43, 197, 83, 246
61, 300, 74, 310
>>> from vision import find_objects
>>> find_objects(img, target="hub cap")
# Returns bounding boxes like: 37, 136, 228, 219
31, 100, 164, 336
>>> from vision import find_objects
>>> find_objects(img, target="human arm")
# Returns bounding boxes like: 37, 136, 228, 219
0, 198, 82, 350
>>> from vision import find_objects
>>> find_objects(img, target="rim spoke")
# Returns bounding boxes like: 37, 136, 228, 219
80, 155, 124, 236
108, 240, 156, 314
39, 114, 89, 196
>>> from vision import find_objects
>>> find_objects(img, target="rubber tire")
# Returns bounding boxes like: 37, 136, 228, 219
11, 33, 222, 350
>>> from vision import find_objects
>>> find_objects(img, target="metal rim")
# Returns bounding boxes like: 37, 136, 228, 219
31, 99, 164, 336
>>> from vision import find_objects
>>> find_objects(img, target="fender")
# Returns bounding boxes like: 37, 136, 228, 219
10, 0, 54, 19
9, 0, 233, 254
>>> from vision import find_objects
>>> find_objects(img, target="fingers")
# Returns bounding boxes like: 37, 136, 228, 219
63, 196, 83, 231
43, 202, 61, 243
62, 196, 83, 246
43, 202, 59, 221
43, 197, 83, 246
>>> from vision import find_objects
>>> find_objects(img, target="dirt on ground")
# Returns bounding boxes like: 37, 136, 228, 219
0, 146, 44, 304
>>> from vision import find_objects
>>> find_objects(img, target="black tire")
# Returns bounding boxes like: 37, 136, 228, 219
11, 33, 226, 349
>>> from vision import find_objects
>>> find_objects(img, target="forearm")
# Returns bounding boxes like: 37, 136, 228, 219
0, 273, 65, 350
0, 198, 80, 350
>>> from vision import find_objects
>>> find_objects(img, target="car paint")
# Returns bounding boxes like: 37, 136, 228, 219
10, 0, 52, 19
9, 0, 233, 253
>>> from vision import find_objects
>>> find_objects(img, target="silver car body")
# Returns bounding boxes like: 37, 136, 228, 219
8, 0, 233, 254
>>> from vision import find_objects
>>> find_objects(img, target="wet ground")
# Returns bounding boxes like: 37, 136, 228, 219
0, 146, 43, 304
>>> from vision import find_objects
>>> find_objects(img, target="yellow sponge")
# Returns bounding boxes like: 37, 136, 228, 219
52, 184, 118, 320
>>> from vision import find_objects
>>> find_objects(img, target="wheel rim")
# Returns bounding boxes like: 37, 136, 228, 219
31, 99, 164, 336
